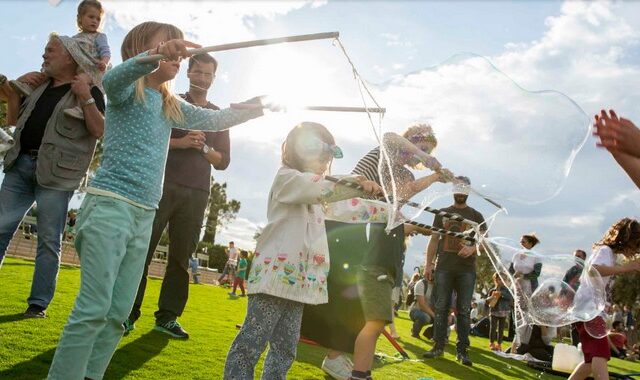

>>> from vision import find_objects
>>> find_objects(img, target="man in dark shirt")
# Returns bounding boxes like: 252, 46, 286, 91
423, 177, 486, 366
0, 35, 104, 318
126, 53, 229, 339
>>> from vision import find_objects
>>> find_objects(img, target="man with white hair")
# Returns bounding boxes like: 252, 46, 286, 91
423, 176, 486, 366
0, 34, 105, 318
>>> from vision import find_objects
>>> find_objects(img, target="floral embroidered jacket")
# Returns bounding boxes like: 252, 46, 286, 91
247, 167, 387, 304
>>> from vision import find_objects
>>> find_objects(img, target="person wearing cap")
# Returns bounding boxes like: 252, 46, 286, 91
423, 176, 486, 366
123, 53, 228, 339
0, 33, 105, 318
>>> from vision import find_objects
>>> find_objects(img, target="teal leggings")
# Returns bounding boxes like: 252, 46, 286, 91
48, 194, 155, 380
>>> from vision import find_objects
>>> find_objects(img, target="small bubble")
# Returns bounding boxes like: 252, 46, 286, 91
336, 238, 340, 242
343, 263, 349, 270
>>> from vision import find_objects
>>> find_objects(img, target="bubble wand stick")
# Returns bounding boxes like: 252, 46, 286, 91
136, 32, 340, 64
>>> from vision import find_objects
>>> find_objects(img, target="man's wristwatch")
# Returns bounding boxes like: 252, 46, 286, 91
202, 145, 210, 154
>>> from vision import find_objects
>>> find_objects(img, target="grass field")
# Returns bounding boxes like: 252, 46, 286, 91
1, 257, 639, 379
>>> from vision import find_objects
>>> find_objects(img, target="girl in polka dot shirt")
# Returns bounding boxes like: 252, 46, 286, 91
48, 21, 265, 380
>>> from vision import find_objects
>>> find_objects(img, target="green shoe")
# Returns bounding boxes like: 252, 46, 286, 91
154, 320, 189, 339
123, 318, 135, 336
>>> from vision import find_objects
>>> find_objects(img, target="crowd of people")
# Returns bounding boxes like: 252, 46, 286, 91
0, 1, 639, 380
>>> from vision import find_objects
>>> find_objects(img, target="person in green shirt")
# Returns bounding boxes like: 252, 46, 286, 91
230, 251, 248, 297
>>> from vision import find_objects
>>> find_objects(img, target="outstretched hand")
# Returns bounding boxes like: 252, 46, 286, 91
594, 109, 640, 159
153, 39, 202, 61
437, 168, 455, 183
357, 178, 382, 196
233, 96, 284, 112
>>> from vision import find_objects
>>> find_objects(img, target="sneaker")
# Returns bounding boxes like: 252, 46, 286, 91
123, 318, 135, 336
321, 354, 353, 380
228, 292, 237, 297
9, 80, 33, 97
154, 320, 189, 339
422, 347, 444, 359
24, 304, 46, 318
64, 106, 85, 120
456, 350, 473, 366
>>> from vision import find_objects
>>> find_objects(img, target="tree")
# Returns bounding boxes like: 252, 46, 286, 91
88, 139, 103, 174
202, 179, 241, 244
0, 101, 6, 126
612, 271, 640, 306
253, 227, 263, 242
475, 252, 496, 298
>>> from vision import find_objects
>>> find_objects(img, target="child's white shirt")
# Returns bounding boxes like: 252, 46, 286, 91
247, 167, 379, 305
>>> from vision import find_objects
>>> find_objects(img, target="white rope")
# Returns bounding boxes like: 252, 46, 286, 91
333, 38, 402, 231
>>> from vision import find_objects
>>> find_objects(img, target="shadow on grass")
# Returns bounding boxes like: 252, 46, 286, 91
0, 347, 56, 379
105, 330, 170, 378
0, 312, 27, 324
1, 261, 35, 268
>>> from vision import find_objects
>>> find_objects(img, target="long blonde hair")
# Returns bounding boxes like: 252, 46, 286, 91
121, 21, 185, 124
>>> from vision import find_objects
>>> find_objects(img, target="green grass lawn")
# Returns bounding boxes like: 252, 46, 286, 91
1, 257, 639, 379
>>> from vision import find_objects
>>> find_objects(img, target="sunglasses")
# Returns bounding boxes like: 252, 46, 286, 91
300, 138, 343, 159
408, 134, 437, 144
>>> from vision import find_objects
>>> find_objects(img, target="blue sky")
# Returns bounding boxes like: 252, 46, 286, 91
1, 1, 639, 274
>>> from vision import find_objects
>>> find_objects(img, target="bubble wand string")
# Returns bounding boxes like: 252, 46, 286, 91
325, 176, 478, 244
325, 176, 478, 226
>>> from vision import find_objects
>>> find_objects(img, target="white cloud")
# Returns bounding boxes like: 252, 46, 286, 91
103, 1, 325, 42
380, 32, 413, 48
216, 217, 262, 251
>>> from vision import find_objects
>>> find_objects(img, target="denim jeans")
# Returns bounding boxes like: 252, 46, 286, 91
0, 154, 73, 308
433, 270, 476, 352
409, 308, 432, 335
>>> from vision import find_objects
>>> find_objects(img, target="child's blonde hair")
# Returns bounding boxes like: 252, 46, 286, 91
121, 21, 185, 125
282, 122, 335, 173
76, 0, 104, 31
595, 218, 640, 257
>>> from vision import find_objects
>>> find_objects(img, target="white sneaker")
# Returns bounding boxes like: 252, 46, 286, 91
321, 354, 353, 380
64, 106, 85, 120
9, 80, 33, 97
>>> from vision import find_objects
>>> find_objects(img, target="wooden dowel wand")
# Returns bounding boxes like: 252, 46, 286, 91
137, 31, 340, 63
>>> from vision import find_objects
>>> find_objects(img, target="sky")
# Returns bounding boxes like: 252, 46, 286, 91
1, 0, 639, 275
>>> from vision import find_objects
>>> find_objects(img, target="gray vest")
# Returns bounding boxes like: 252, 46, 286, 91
4, 80, 98, 191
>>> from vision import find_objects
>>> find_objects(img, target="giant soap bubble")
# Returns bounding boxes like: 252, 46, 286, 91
377, 53, 591, 227
481, 237, 607, 333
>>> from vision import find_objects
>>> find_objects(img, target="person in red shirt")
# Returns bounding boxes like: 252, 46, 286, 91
609, 321, 629, 359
